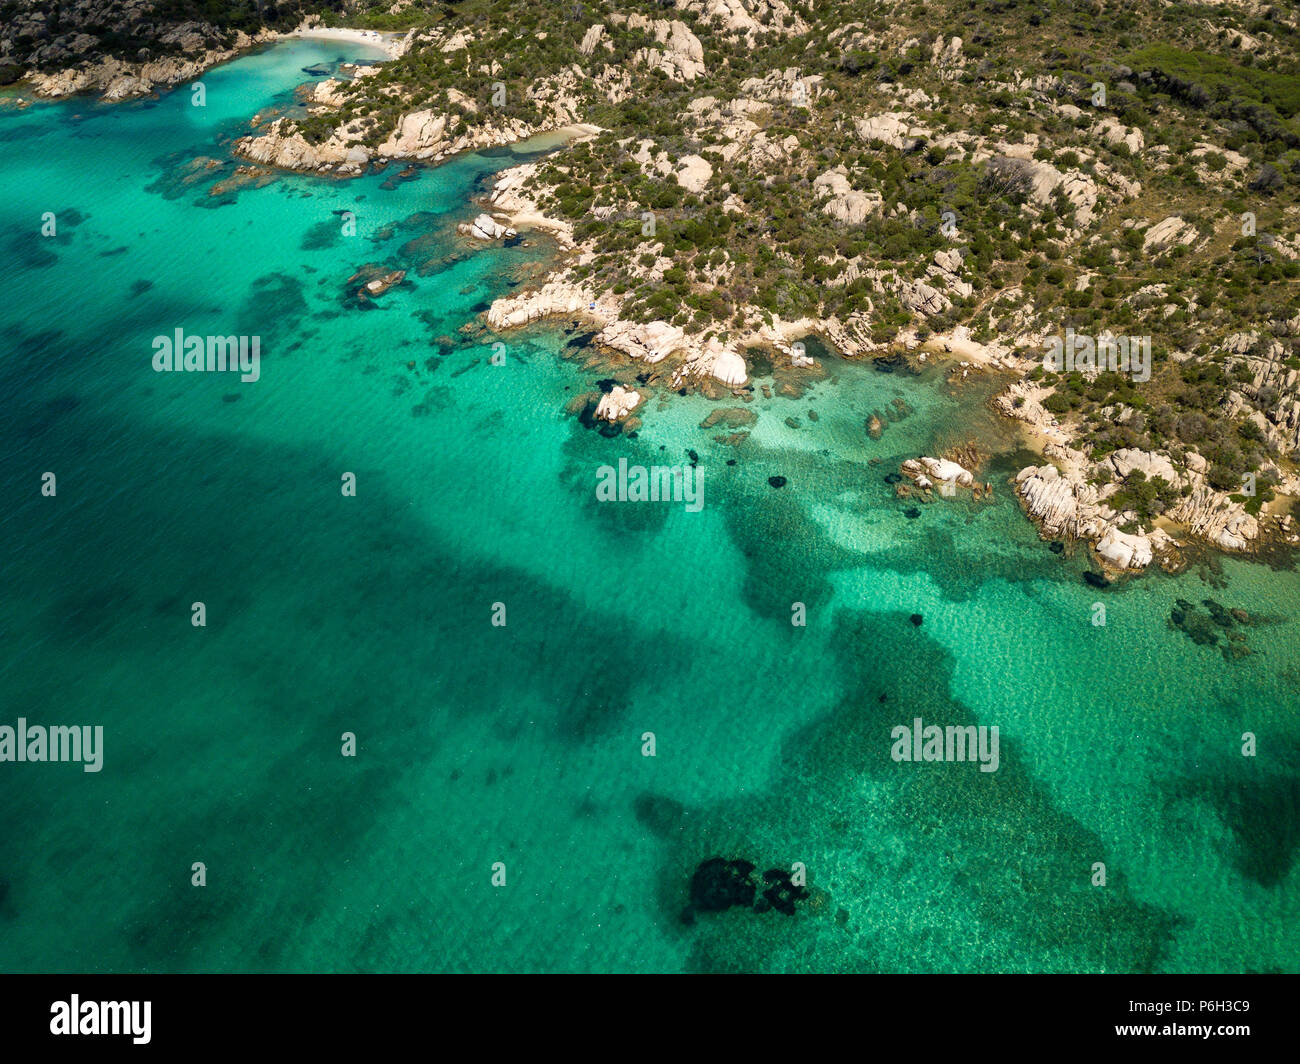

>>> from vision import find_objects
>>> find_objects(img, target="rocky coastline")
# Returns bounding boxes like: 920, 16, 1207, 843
239, 63, 1300, 577
11, 26, 279, 103
466, 153, 1296, 576
28, 10, 1296, 578
1, 12, 408, 105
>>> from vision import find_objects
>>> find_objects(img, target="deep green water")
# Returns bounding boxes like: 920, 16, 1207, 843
1, 40, 1297, 973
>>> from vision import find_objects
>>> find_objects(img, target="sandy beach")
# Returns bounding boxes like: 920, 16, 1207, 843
285, 27, 406, 60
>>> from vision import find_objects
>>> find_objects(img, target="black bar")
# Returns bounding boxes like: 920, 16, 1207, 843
0, 974, 1290, 1052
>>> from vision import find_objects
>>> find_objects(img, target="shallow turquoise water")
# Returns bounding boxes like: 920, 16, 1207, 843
0, 40, 1297, 973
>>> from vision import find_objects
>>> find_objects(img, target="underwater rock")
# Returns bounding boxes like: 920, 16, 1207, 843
759, 867, 810, 916
867, 414, 883, 439
700, 407, 757, 430
1169, 601, 1220, 646
910, 614, 924, 626
689, 857, 757, 913
685, 857, 812, 921
1083, 571, 1109, 589
884, 472, 903, 485
1168, 598, 1266, 659
768, 475, 788, 488
904, 506, 921, 519
1049, 541, 1064, 554
1203, 599, 1235, 627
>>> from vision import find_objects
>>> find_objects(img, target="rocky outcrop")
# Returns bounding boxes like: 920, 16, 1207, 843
978, 154, 1103, 227
738, 67, 826, 105
856, 112, 931, 150
1106, 448, 1184, 487
1168, 488, 1260, 552
708, 345, 748, 387
595, 386, 642, 422
308, 78, 348, 109
1016, 465, 1096, 539
1142, 216, 1199, 254
597, 320, 687, 364
233, 117, 371, 175
812, 169, 882, 225
631, 141, 713, 192
602, 323, 747, 386
458, 213, 516, 241
610, 15, 705, 81
898, 280, 950, 317
673, 154, 713, 193
484, 159, 588, 249
350, 267, 406, 302
683, 95, 800, 167
378, 109, 537, 163
1188, 143, 1252, 186
235, 106, 546, 175
902, 456, 976, 491
1013, 447, 1265, 569
929, 35, 965, 77
684, 0, 809, 42
579, 25, 608, 56
378, 109, 454, 157
1014, 463, 1170, 572
1095, 528, 1154, 570
486, 282, 598, 330
1220, 315, 1300, 456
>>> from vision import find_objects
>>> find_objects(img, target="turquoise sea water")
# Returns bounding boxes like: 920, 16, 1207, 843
0, 40, 1297, 973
